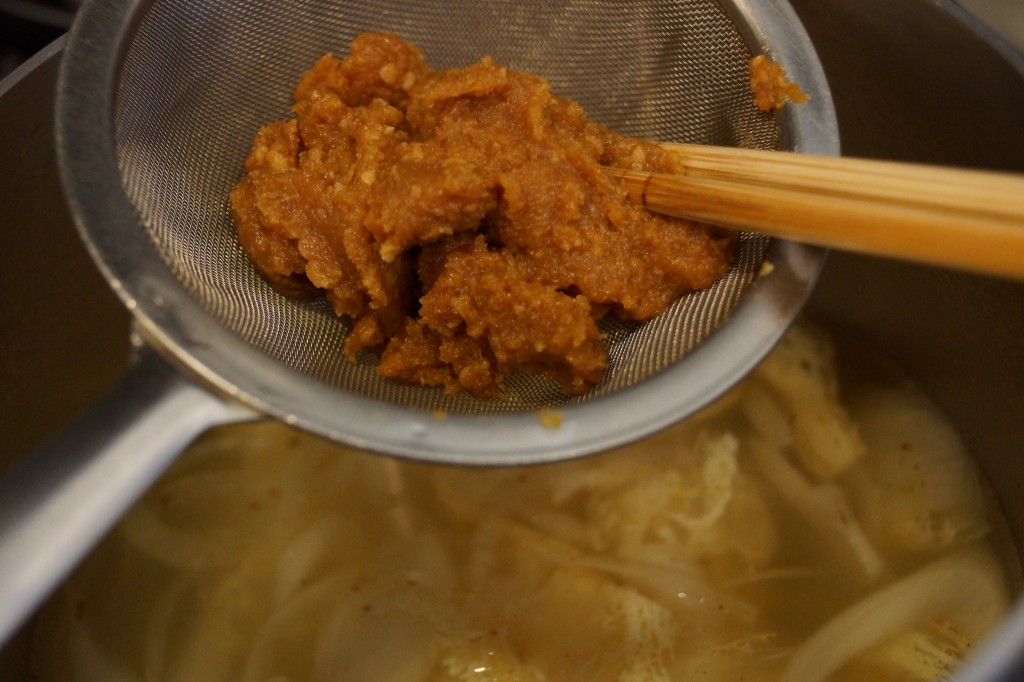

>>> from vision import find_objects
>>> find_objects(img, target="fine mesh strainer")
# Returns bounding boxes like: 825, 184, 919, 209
0, 0, 835, 641
66, 0, 836, 459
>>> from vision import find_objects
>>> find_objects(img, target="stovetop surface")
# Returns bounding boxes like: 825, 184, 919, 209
1, 0, 1020, 82
0, 0, 72, 78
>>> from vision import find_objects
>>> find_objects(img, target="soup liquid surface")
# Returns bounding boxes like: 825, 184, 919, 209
30, 323, 1018, 681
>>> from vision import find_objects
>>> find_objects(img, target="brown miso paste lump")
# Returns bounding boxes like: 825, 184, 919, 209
230, 32, 736, 397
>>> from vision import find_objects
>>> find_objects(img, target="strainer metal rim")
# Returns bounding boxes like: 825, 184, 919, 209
56, 0, 838, 465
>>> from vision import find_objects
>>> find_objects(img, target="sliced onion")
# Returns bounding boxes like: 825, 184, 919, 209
782, 546, 1008, 682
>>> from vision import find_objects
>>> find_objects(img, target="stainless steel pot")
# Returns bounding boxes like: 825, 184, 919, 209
1, 0, 1022, 676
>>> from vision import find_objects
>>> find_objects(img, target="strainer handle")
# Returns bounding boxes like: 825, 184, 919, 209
0, 347, 251, 645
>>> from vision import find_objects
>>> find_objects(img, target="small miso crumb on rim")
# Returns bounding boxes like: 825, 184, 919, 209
538, 408, 564, 429
759, 260, 775, 277
431, 409, 448, 421
748, 55, 810, 111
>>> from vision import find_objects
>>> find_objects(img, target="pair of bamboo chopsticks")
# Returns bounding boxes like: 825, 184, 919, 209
610, 143, 1024, 280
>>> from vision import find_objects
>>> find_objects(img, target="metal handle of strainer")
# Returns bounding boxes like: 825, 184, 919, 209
0, 345, 250, 643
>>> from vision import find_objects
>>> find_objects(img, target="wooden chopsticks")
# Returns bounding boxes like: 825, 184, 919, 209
610, 142, 1024, 280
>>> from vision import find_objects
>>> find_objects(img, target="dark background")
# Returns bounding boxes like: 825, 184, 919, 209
2, 0, 1020, 80
0, 0, 75, 78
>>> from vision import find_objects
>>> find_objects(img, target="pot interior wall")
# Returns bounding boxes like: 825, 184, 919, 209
790, 0, 1024, 554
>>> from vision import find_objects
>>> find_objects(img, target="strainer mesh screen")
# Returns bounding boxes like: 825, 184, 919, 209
114, 0, 780, 414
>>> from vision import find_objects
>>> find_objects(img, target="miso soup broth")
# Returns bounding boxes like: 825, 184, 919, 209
30, 323, 1018, 681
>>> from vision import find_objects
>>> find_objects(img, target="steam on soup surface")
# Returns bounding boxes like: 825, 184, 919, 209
31, 323, 1016, 681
